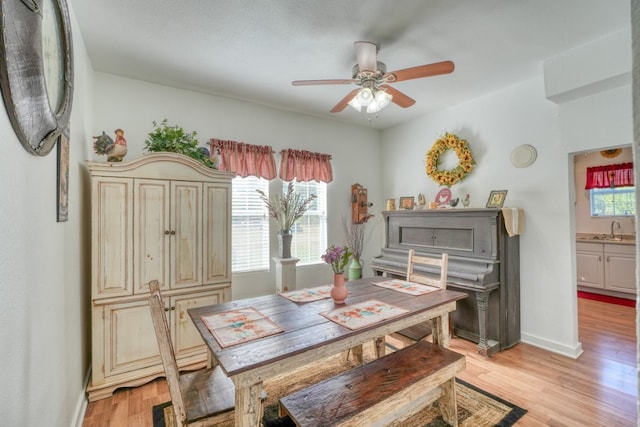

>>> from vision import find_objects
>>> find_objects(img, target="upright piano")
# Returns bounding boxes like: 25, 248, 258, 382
371, 208, 520, 356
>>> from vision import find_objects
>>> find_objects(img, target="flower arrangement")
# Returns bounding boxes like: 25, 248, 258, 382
321, 245, 352, 274
256, 182, 317, 232
425, 133, 474, 187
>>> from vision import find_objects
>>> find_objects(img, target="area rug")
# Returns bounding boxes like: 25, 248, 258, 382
153, 345, 527, 427
578, 290, 635, 307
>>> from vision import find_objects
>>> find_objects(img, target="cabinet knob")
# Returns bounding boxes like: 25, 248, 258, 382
164, 307, 169, 312
171, 230, 176, 235
164, 230, 170, 235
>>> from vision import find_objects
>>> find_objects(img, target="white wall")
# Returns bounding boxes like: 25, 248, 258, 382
381, 76, 586, 357
0, 3, 93, 426
90, 73, 383, 299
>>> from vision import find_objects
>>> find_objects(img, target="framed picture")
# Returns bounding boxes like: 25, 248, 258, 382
399, 196, 414, 210
486, 190, 508, 208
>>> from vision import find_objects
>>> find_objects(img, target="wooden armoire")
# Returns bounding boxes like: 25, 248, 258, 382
86, 153, 233, 401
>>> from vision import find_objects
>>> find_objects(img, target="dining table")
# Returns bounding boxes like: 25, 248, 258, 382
188, 276, 467, 427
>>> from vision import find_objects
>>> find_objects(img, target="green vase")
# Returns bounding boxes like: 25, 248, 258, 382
348, 258, 362, 280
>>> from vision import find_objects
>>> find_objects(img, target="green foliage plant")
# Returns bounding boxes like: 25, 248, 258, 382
144, 119, 214, 168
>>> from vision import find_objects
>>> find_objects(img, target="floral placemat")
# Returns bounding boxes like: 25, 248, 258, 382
321, 299, 409, 330
201, 307, 284, 348
372, 279, 440, 295
279, 285, 332, 303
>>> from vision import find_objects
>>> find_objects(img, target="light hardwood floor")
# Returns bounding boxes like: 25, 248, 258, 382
83, 297, 637, 426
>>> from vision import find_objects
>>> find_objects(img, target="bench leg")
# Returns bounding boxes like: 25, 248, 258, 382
437, 377, 458, 427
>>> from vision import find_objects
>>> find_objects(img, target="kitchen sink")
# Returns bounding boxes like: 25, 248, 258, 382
576, 234, 635, 242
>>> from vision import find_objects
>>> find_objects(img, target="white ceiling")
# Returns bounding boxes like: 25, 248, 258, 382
70, 0, 630, 130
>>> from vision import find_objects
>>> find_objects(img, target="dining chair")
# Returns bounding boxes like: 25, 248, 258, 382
389, 250, 449, 346
148, 280, 235, 426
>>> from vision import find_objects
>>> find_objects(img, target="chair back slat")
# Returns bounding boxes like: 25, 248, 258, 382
406, 250, 449, 289
148, 280, 187, 427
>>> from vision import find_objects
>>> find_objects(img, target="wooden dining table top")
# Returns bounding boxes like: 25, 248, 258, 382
188, 277, 468, 379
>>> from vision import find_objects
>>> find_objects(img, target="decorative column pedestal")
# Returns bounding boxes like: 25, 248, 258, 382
273, 257, 300, 293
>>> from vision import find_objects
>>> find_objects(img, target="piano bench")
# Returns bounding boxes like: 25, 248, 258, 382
278, 340, 466, 427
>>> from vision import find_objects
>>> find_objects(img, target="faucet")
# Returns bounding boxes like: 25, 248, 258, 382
610, 220, 621, 238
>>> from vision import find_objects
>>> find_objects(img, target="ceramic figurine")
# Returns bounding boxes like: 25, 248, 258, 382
449, 197, 459, 208
93, 129, 128, 162
461, 193, 470, 208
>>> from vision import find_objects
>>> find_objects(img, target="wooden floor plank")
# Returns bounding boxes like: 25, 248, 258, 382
82, 297, 637, 426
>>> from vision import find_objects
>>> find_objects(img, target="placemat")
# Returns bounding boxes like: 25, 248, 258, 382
321, 299, 409, 330
201, 307, 284, 348
373, 279, 440, 295
279, 285, 332, 303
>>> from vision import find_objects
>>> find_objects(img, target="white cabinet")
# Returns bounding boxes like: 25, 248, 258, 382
576, 241, 636, 297
576, 242, 605, 289
87, 153, 234, 401
604, 244, 636, 293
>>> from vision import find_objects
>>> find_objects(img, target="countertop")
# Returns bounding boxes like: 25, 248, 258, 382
576, 233, 636, 246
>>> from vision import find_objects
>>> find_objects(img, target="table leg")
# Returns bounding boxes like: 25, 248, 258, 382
431, 313, 450, 348
235, 381, 264, 426
206, 350, 218, 369
350, 344, 364, 364
374, 336, 386, 358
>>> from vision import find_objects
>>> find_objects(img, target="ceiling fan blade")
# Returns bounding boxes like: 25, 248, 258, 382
384, 60, 454, 83
330, 89, 359, 113
380, 85, 415, 108
292, 78, 356, 86
354, 41, 377, 72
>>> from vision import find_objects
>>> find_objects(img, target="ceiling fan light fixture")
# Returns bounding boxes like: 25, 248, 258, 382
349, 87, 392, 113
370, 89, 392, 112
355, 87, 374, 106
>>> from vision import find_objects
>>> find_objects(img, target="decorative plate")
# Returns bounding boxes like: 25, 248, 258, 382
435, 188, 452, 206
510, 144, 537, 168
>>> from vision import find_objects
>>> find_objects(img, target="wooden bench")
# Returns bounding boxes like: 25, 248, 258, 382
278, 340, 466, 427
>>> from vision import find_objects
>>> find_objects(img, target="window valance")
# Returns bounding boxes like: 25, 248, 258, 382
279, 149, 333, 183
585, 162, 634, 189
209, 139, 277, 180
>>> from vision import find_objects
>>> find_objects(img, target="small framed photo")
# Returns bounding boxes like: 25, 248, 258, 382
399, 196, 415, 210
486, 190, 508, 208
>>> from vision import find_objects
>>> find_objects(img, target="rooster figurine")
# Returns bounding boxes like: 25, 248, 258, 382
93, 129, 128, 162
461, 193, 470, 208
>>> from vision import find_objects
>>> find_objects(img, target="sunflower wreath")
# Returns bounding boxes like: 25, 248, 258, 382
425, 133, 474, 187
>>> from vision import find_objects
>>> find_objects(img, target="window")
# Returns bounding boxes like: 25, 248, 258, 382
289, 180, 327, 265
590, 187, 636, 217
231, 176, 269, 272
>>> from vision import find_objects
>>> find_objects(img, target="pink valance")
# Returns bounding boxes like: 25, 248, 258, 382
279, 149, 333, 183
209, 139, 277, 180
585, 162, 634, 189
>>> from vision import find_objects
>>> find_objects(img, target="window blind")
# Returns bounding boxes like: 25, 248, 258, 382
232, 176, 270, 272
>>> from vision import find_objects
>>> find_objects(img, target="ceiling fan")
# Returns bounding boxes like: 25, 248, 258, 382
292, 41, 454, 114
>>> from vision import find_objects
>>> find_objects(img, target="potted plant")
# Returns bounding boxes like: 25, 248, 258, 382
144, 119, 215, 168
256, 182, 317, 258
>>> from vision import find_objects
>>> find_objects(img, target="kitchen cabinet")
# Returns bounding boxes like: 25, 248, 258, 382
576, 242, 605, 289
86, 153, 234, 401
604, 244, 636, 294
576, 241, 636, 297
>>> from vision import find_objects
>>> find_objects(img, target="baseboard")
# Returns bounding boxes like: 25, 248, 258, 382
521, 332, 583, 359
71, 368, 91, 427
